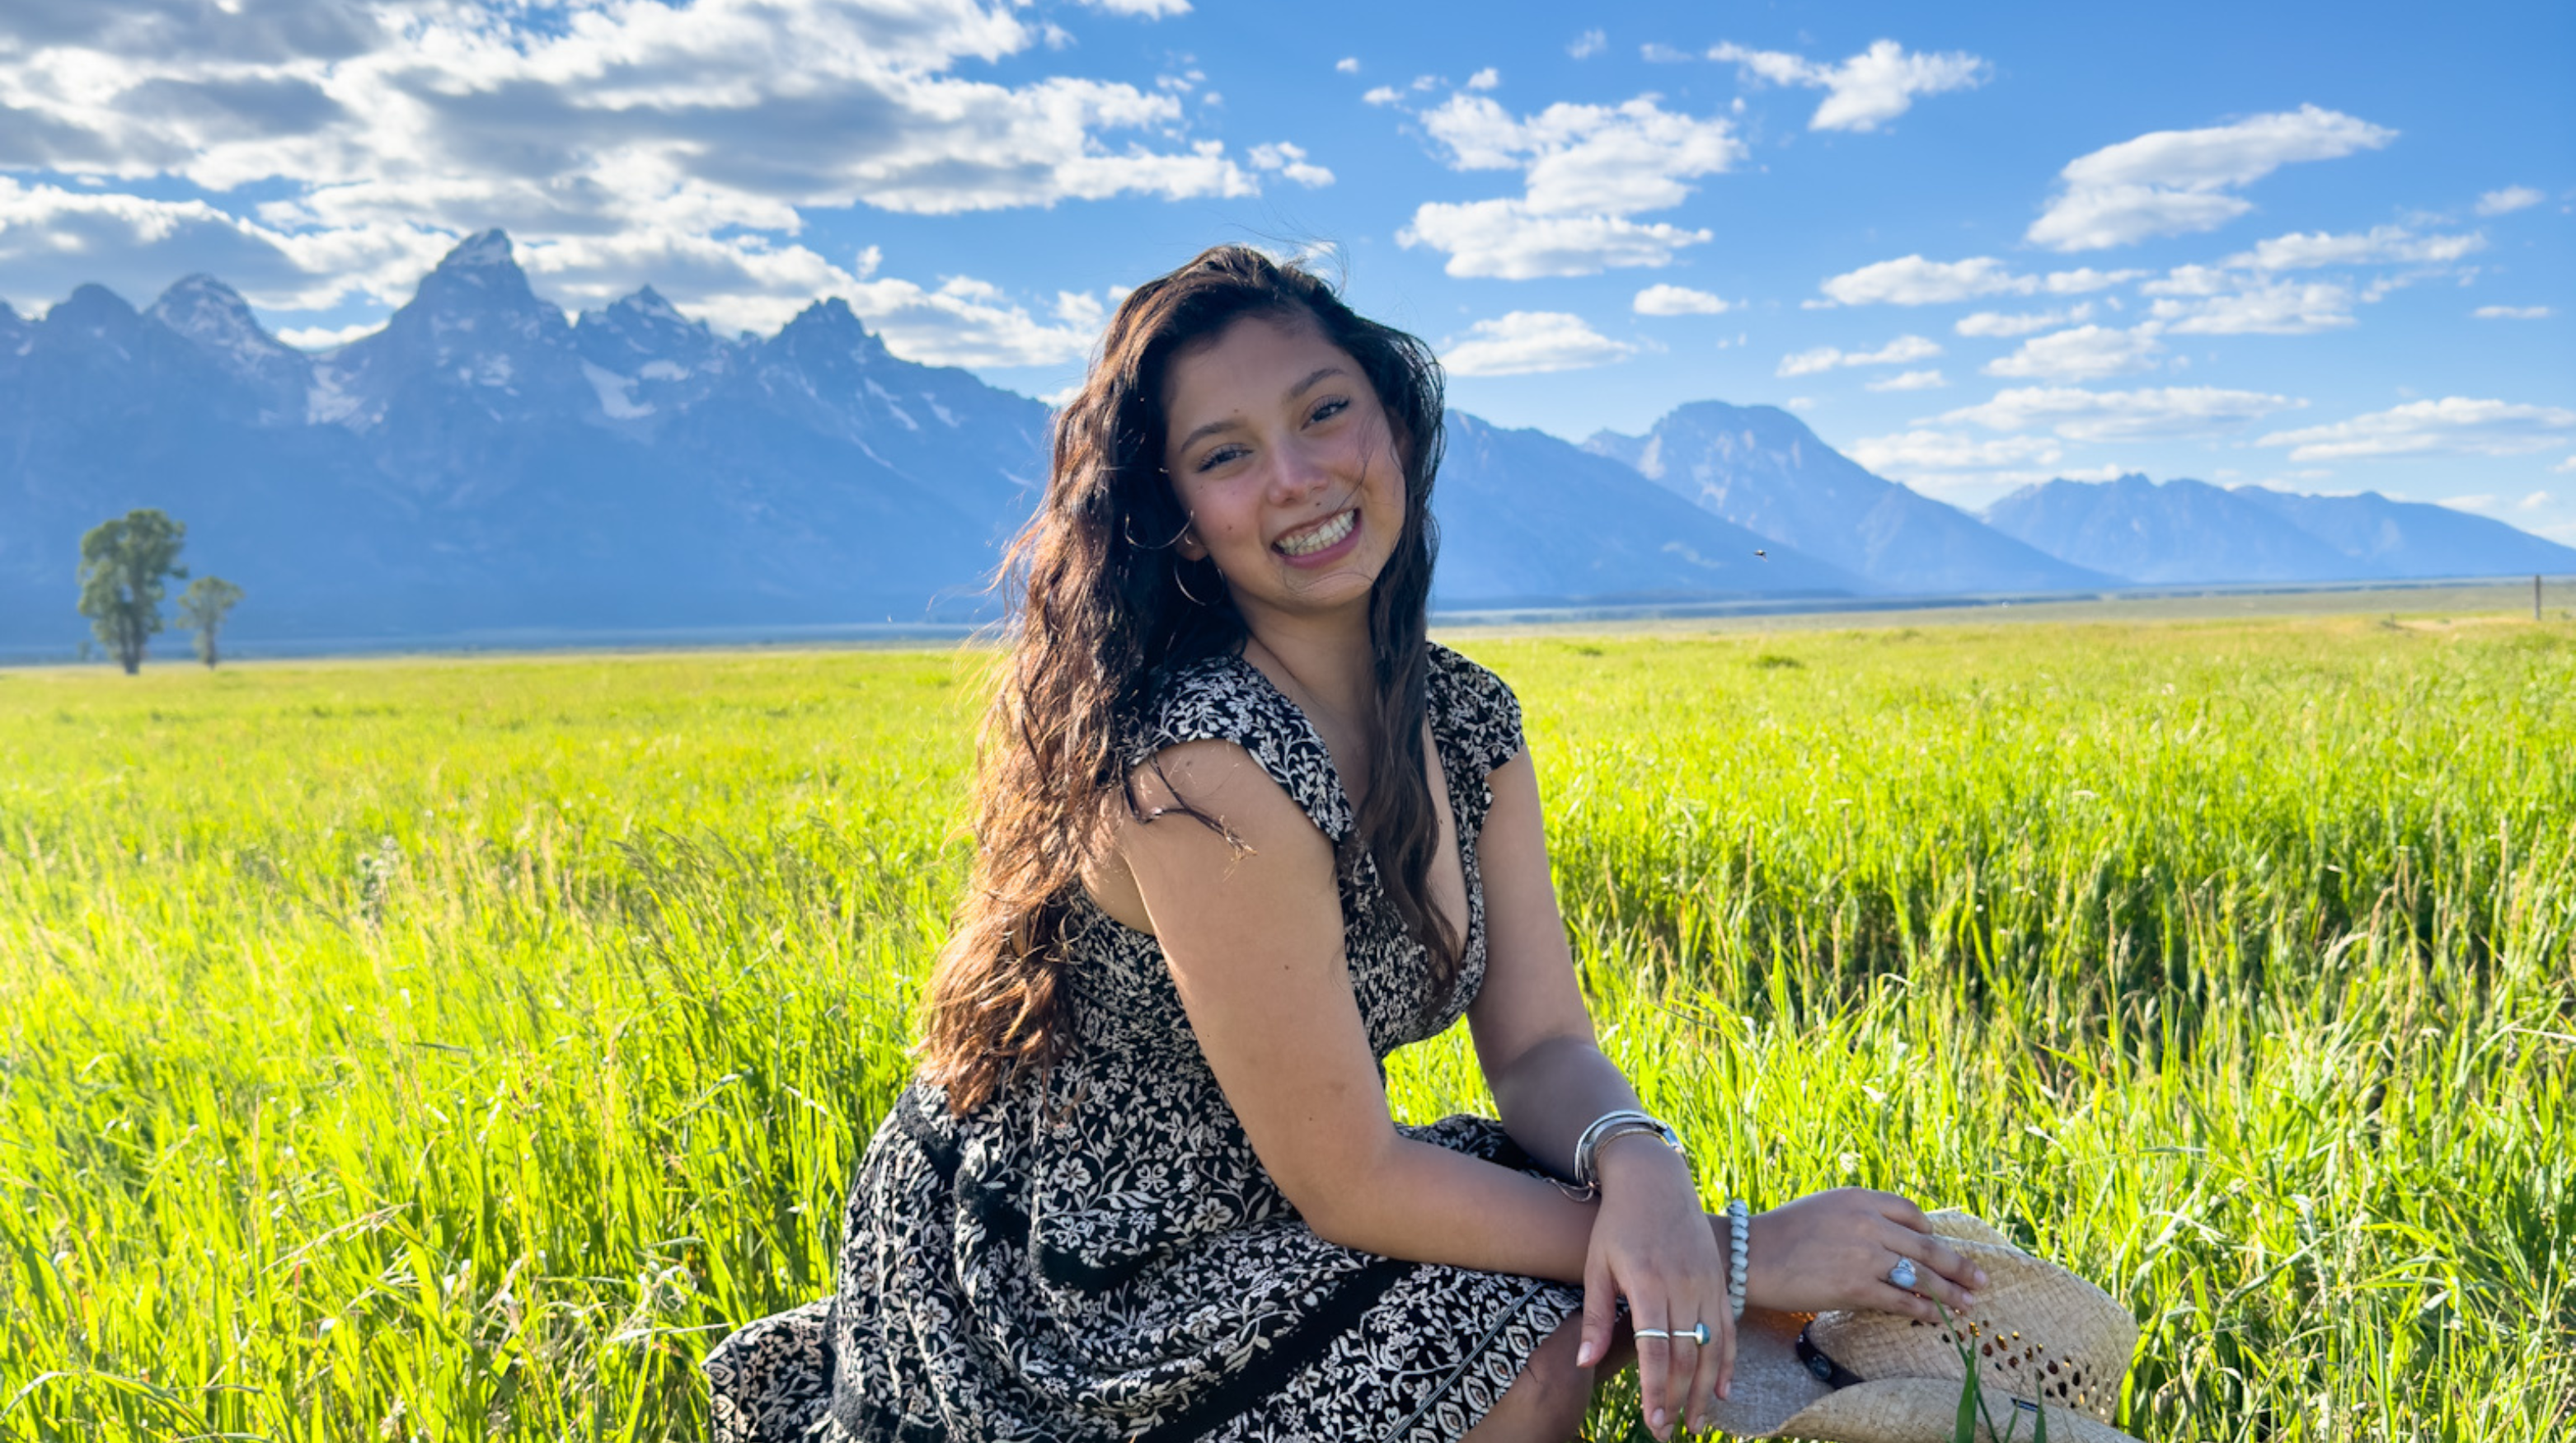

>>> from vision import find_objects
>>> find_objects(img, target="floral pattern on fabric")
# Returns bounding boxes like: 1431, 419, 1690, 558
706, 645, 1583, 1441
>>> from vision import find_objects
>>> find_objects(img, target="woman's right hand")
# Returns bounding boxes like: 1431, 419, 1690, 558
1576, 1141, 1734, 1441
1741, 1188, 1990, 1323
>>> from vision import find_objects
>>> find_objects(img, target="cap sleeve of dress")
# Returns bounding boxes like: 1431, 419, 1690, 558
1427, 643, 1527, 780
1127, 654, 1354, 843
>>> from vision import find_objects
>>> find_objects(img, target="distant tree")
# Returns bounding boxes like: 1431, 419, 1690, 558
177, 576, 246, 668
76, 509, 188, 674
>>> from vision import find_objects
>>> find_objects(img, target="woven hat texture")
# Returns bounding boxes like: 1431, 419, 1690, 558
1700, 1210, 2146, 1443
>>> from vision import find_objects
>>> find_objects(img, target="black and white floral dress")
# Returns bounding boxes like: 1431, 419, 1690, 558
706, 644, 1583, 1441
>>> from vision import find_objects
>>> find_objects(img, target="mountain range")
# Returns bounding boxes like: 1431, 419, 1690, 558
1584, 403, 2114, 594
2, 230, 2566, 657
1980, 472, 2576, 585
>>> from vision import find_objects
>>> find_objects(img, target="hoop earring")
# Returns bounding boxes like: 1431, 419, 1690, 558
1172, 555, 1213, 606
1124, 512, 1196, 552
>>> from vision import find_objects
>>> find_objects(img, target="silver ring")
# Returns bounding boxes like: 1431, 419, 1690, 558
1633, 1327, 1673, 1339
1888, 1257, 1919, 1291
1679, 1321, 1710, 1346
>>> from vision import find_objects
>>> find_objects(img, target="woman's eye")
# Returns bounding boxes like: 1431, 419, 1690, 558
1310, 397, 1349, 425
1194, 444, 1247, 472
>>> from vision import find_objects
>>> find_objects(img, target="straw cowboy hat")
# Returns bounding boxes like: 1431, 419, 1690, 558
1700, 1210, 2147, 1443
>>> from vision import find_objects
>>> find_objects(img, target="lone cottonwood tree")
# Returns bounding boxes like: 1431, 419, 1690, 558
77, 509, 187, 674
177, 576, 245, 668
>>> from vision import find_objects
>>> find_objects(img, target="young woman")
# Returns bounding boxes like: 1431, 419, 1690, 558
707, 246, 1987, 1443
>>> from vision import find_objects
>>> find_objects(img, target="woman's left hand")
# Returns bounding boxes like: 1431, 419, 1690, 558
1573, 1138, 1733, 1441
1743, 1187, 1989, 1323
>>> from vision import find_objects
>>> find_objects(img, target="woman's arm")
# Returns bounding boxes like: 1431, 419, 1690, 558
1468, 745, 1734, 1434
1116, 739, 1600, 1284
1468, 748, 1664, 1181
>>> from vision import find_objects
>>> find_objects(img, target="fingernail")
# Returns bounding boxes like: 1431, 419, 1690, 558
1720, 1380, 1733, 1400
1652, 1408, 1668, 1429
1962, 1292, 1979, 1307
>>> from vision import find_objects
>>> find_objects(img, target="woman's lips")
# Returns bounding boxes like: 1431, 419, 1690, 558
1273, 508, 1358, 562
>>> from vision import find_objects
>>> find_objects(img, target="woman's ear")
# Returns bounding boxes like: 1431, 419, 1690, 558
1175, 523, 1207, 561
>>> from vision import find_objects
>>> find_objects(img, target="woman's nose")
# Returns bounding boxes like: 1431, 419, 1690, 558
1265, 433, 1338, 502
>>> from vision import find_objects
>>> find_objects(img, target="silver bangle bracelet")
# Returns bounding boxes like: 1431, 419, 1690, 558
1566, 1109, 1682, 1200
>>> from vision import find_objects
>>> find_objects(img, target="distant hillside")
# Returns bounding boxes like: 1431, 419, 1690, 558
1585, 401, 2114, 595
1982, 473, 2576, 583
1, 233, 1902, 656
2228, 486, 2576, 578
1432, 412, 1858, 605
1, 231, 1049, 651
59, 234, 2560, 657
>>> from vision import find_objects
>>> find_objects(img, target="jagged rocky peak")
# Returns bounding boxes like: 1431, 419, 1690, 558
148, 274, 307, 387
576, 284, 732, 377
1581, 426, 1649, 473
150, 274, 278, 346
42, 283, 145, 339
770, 295, 893, 363
405, 228, 565, 338
440, 228, 518, 271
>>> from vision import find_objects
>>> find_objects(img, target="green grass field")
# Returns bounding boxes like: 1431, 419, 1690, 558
3, 616, 2571, 1441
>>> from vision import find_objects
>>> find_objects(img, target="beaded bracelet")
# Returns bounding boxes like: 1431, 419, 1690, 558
1725, 1197, 1751, 1319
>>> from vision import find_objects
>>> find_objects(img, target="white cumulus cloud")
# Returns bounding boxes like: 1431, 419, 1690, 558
1402, 204, 1713, 281
1846, 430, 2065, 473
1570, 29, 1607, 59
0, 175, 449, 313
1957, 306, 2090, 337
1400, 93, 1741, 278
1819, 255, 2033, 306
2148, 280, 2355, 335
2043, 268, 2147, 294
1707, 39, 1988, 132
1943, 385, 2302, 441
1440, 310, 1636, 376
1776, 334, 1941, 376
1866, 369, 1947, 392
1250, 142, 1334, 187
2224, 225, 2485, 270
2475, 186, 2545, 216
1982, 324, 2164, 380
2474, 305, 2552, 320
0, 0, 1283, 347
2258, 398, 2576, 462
2026, 106, 2398, 251
1633, 283, 1732, 315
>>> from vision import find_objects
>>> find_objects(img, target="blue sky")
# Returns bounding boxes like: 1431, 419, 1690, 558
2, 0, 2569, 533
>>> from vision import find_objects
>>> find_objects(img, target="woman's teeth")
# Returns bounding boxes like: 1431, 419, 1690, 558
1274, 510, 1355, 557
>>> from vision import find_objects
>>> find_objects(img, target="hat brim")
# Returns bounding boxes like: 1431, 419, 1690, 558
1764, 1376, 2144, 1443
1699, 1306, 2143, 1443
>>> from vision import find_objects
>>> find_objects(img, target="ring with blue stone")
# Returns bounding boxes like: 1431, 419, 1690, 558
1887, 1257, 1919, 1291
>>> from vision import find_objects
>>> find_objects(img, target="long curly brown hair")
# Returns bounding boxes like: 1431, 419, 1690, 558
917, 244, 1457, 1116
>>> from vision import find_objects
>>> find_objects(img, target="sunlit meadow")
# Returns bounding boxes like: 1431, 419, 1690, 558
3, 616, 2570, 1441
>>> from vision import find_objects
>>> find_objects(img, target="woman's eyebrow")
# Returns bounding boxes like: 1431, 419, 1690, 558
1173, 415, 1241, 454
1288, 364, 1347, 399
1171, 367, 1351, 455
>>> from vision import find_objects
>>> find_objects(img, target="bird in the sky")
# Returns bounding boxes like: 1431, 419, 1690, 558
1754, 549, 1767, 559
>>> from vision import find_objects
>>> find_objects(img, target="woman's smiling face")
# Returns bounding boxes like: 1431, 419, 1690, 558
1158, 311, 1408, 627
